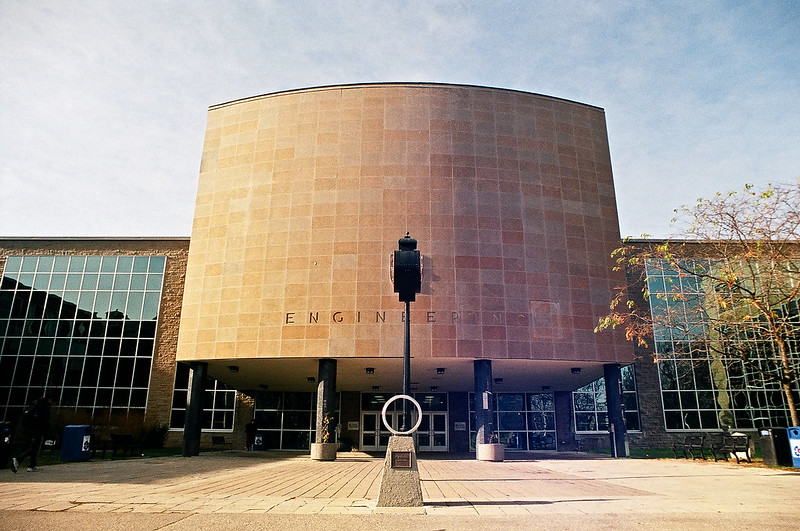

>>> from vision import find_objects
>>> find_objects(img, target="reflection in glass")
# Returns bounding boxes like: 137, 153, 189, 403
129, 274, 146, 290
126, 292, 144, 320
572, 365, 640, 434
0, 255, 166, 421
97, 274, 114, 290
68, 257, 85, 272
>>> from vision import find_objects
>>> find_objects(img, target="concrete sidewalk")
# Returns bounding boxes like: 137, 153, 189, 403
0, 451, 798, 530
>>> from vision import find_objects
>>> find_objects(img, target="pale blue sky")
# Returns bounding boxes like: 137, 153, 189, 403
1, 1, 798, 238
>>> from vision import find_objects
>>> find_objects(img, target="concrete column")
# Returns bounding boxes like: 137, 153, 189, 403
604, 363, 629, 457
554, 391, 578, 451
473, 360, 495, 445
316, 358, 337, 443
448, 391, 470, 452
182, 361, 208, 457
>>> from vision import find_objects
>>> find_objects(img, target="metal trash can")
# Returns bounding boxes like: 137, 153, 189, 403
0, 422, 12, 469
759, 427, 792, 467
788, 427, 800, 469
60, 425, 92, 462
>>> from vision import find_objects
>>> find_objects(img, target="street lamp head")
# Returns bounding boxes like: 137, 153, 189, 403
392, 233, 422, 303
398, 232, 417, 251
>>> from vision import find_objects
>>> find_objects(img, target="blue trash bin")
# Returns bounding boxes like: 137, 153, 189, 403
60, 425, 92, 462
252, 432, 264, 451
788, 427, 800, 468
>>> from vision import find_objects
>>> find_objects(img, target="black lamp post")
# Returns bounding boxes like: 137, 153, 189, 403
391, 233, 422, 430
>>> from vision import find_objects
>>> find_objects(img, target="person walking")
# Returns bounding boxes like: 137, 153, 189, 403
11, 394, 52, 473
244, 418, 258, 451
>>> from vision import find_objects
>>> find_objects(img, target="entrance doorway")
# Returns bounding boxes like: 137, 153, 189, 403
416, 412, 448, 451
359, 392, 449, 452
360, 410, 400, 451
360, 411, 448, 452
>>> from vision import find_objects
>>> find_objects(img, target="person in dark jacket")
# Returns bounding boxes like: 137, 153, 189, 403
244, 419, 258, 451
11, 395, 52, 473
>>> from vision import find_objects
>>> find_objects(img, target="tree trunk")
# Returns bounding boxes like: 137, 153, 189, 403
777, 339, 799, 427
783, 382, 799, 427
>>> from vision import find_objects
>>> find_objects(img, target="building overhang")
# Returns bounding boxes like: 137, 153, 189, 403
203, 357, 610, 395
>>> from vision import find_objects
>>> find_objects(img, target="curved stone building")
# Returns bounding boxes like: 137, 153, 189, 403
176, 83, 632, 453
3, 84, 794, 456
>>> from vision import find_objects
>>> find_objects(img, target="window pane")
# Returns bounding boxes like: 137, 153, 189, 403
97, 274, 114, 290
100, 256, 117, 272
662, 391, 680, 410
5, 257, 22, 272
573, 393, 596, 411
133, 256, 150, 273
33, 274, 50, 290
129, 274, 146, 290
625, 411, 641, 431
113, 274, 130, 291
497, 393, 524, 411
576, 412, 597, 431
146, 274, 163, 290
148, 257, 165, 273
116, 256, 133, 272
498, 412, 526, 430
125, 292, 143, 320
657, 360, 676, 391
81, 274, 98, 290
68, 257, 85, 272
133, 358, 151, 387
84, 256, 101, 272
142, 293, 161, 320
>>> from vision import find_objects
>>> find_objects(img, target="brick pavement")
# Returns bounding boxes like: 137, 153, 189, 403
0, 451, 798, 529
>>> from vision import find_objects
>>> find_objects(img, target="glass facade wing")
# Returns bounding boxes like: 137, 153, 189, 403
645, 259, 800, 431
572, 364, 640, 433
0, 255, 166, 421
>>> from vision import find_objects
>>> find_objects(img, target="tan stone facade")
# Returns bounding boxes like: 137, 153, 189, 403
177, 83, 632, 393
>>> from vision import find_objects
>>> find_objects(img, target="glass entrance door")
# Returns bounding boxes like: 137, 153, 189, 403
416, 412, 448, 452
360, 411, 403, 451
359, 392, 448, 452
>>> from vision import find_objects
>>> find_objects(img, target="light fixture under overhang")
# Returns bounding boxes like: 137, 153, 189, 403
494, 378, 503, 385
365, 367, 375, 374
571, 367, 581, 375
228, 365, 239, 373
436, 367, 446, 375
307, 377, 316, 383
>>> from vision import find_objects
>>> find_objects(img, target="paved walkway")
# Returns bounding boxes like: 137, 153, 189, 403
0, 451, 798, 529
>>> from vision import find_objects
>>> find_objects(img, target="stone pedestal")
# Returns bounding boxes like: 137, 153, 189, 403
376, 436, 423, 507
310, 442, 338, 461
476, 443, 505, 462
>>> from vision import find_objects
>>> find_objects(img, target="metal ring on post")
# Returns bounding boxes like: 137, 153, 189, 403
381, 394, 423, 435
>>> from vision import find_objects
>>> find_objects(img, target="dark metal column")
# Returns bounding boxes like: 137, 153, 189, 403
182, 361, 208, 457
316, 359, 338, 443
402, 300, 411, 430
473, 359, 495, 446
604, 363, 629, 458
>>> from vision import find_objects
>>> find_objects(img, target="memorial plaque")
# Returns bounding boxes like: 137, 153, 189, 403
391, 450, 412, 468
